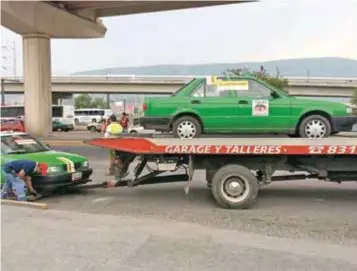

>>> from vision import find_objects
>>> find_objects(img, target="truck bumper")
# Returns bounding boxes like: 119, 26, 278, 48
331, 116, 357, 132
139, 117, 171, 131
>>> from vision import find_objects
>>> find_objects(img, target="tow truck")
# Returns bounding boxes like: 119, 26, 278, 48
86, 135, 357, 209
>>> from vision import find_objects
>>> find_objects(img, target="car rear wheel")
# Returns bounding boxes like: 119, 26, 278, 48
298, 115, 331, 138
130, 130, 138, 134
173, 116, 202, 139
90, 126, 97, 132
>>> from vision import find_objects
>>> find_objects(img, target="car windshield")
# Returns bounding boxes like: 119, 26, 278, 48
1, 134, 49, 154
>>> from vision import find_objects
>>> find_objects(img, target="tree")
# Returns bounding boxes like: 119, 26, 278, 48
75, 94, 92, 109
92, 97, 107, 109
75, 94, 109, 109
226, 66, 289, 92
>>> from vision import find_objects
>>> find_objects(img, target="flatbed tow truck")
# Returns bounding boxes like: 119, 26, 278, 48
86, 135, 357, 209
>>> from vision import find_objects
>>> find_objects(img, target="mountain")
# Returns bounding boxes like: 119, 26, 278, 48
74, 57, 357, 78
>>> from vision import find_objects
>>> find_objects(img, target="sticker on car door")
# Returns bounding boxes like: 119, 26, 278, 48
252, 100, 269, 116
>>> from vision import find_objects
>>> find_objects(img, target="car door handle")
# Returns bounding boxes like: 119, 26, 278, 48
238, 100, 248, 105
191, 100, 201, 104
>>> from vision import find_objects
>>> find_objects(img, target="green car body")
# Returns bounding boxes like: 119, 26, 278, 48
1, 132, 92, 191
53, 120, 74, 132
140, 76, 357, 138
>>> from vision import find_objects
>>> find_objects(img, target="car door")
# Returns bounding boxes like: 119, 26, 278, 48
233, 79, 292, 133
187, 81, 239, 132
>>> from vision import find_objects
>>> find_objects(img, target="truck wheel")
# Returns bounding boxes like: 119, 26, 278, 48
211, 164, 259, 209
298, 115, 331, 138
173, 116, 202, 139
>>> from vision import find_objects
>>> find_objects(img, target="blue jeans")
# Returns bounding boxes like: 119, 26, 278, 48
1, 171, 27, 201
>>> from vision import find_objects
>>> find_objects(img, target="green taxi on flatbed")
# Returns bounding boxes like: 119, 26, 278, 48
1, 132, 92, 193
140, 76, 357, 139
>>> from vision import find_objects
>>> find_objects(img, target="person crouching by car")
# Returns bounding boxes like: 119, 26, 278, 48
1, 160, 42, 201
104, 115, 123, 175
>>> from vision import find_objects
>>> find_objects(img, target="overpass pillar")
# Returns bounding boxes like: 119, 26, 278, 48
23, 33, 52, 136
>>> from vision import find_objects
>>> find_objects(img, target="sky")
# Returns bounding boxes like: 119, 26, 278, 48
1, 0, 357, 76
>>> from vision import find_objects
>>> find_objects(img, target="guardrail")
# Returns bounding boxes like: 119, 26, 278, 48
1, 75, 357, 87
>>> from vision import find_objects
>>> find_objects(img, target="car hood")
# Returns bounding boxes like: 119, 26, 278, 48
4, 150, 87, 166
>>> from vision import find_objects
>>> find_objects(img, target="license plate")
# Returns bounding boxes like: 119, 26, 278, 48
157, 162, 177, 171
72, 172, 82, 181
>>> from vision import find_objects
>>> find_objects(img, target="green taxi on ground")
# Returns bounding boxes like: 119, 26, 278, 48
0, 132, 92, 193
139, 76, 357, 139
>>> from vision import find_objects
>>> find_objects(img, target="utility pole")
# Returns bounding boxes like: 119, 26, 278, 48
1, 79, 5, 105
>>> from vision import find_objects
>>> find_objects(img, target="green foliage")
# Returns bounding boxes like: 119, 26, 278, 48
226, 67, 289, 92
75, 94, 108, 109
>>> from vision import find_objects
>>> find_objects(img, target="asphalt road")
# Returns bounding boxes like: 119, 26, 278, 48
2, 144, 357, 271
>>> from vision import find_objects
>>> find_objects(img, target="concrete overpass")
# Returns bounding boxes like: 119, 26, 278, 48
2, 75, 357, 97
1, 0, 253, 136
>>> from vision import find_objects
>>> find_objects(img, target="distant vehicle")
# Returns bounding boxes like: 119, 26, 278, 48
0, 105, 75, 126
87, 120, 157, 134
52, 120, 74, 132
0, 118, 25, 133
74, 108, 113, 125
140, 76, 357, 139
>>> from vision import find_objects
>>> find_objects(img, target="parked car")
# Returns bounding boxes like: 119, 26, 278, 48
0, 118, 25, 133
139, 76, 357, 139
52, 120, 74, 132
0, 132, 93, 193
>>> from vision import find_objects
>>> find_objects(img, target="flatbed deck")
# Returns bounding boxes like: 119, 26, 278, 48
87, 137, 357, 155
86, 136, 357, 210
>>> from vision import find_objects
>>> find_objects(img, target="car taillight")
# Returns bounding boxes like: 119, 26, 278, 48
142, 103, 147, 111
39, 163, 48, 176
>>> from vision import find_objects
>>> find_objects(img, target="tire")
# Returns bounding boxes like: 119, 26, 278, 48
211, 164, 259, 209
298, 115, 331, 138
130, 130, 138, 134
173, 116, 202, 139
75, 119, 79, 125
89, 126, 97, 132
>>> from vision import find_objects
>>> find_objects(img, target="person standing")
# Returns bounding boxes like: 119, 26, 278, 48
120, 112, 129, 133
104, 115, 123, 175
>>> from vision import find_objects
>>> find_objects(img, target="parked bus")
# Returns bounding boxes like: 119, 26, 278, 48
74, 108, 112, 124
0, 105, 75, 125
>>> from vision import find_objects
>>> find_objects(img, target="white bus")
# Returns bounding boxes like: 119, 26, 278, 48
0, 105, 75, 125
74, 108, 112, 124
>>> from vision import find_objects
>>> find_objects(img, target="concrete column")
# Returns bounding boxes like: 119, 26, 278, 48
23, 33, 52, 136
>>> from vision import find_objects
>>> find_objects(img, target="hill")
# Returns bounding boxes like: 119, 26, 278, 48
74, 57, 357, 78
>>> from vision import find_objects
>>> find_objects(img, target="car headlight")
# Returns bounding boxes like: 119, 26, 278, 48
83, 161, 89, 168
47, 166, 62, 173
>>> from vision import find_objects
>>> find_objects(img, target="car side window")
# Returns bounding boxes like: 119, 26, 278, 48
191, 83, 205, 97
246, 80, 273, 98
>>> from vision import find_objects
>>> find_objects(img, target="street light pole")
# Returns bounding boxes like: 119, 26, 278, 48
1, 78, 5, 105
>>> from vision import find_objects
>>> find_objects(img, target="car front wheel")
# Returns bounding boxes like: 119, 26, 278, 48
298, 115, 331, 138
173, 116, 202, 139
